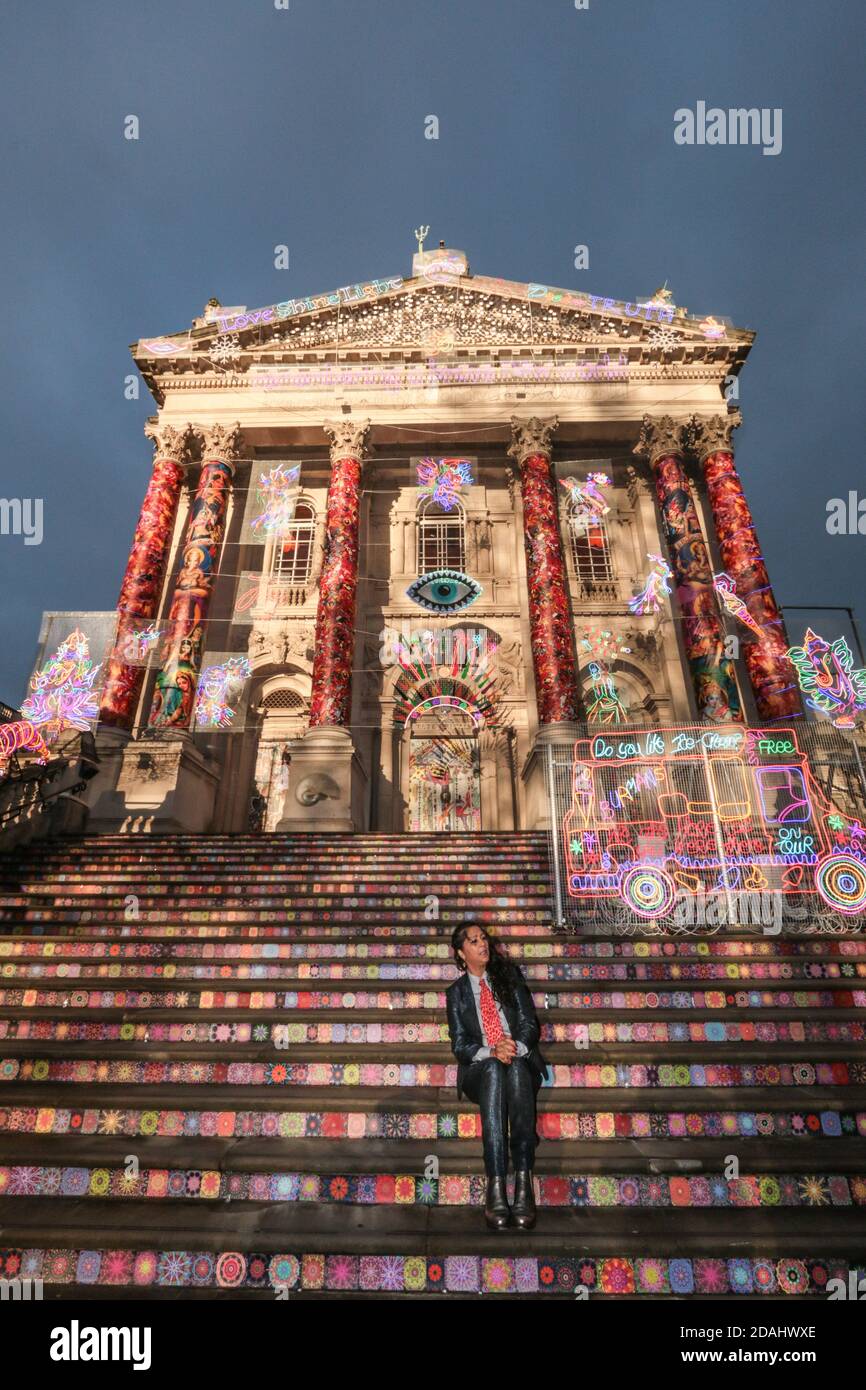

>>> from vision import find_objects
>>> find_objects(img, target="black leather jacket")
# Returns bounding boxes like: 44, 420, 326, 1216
445, 968, 548, 1099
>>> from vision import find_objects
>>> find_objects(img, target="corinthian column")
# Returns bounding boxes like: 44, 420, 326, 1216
690, 412, 801, 722
308, 419, 371, 727
99, 423, 190, 730
508, 416, 583, 726
635, 414, 742, 723
149, 423, 242, 730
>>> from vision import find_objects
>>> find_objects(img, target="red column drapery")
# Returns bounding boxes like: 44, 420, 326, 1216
635, 415, 742, 723
691, 413, 801, 722
308, 420, 370, 728
99, 424, 188, 730
149, 424, 241, 730
509, 416, 582, 725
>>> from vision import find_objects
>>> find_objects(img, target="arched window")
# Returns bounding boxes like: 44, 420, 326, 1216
270, 500, 316, 583
568, 510, 614, 582
417, 498, 466, 573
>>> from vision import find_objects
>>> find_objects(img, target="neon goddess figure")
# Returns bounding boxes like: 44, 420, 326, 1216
786, 628, 866, 730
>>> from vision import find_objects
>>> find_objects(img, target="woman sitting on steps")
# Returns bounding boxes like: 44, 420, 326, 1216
445, 922, 548, 1230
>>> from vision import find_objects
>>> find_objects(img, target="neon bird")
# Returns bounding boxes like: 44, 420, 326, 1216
560, 472, 611, 535
713, 572, 763, 637
628, 553, 673, 616
786, 628, 866, 730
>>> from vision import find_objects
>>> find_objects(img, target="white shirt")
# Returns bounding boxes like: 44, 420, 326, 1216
467, 969, 529, 1063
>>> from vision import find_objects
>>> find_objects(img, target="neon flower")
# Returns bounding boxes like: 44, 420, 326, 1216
713, 573, 763, 637
628, 554, 673, 616
21, 629, 102, 740
250, 464, 301, 536
560, 472, 611, 535
0, 719, 50, 773
416, 457, 474, 511
194, 656, 252, 729
786, 628, 866, 730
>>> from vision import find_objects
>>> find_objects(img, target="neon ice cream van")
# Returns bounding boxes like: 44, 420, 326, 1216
562, 725, 866, 918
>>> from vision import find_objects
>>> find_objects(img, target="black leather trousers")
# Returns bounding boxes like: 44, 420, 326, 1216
460, 1055, 540, 1178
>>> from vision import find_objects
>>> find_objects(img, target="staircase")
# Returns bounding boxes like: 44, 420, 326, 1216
0, 831, 864, 1299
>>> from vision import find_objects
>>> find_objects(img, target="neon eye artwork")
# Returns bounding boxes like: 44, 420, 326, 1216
407, 570, 482, 614
20, 628, 102, 739
250, 464, 301, 536
416, 457, 473, 511
713, 572, 763, 637
628, 553, 673, 616
560, 472, 611, 535
194, 656, 252, 730
785, 628, 866, 730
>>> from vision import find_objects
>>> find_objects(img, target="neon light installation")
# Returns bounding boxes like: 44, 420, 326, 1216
785, 629, 866, 731
406, 570, 482, 614
713, 572, 763, 637
21, 629, 102, 740
193, 657, 252, 730
250, 465, 301, 537
392, 634, 499, 727
0, 719, 50, 771
578, 630, 631, 725
416, 457, 474, 511
561, 723, 866, 918
628, 554, 673, 616
560, 472, 611, 535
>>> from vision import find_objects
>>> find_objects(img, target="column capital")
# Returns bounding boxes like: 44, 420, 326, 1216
508, 415, 559, 466
143, 420, 193, 463
193, 423, 244, 471
323, 418, 371, 464
633, 414, 688, 466
688, 409, 743, 462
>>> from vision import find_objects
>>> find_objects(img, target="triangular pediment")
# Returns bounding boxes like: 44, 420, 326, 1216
131, 265, 752, 398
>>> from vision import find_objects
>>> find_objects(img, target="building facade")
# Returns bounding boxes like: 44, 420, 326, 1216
78, 247, 799, 835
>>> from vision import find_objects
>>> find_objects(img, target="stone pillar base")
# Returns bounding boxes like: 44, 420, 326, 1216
88, 732, 220, 833
277, 726, 366, 832
522, 722, 581, 830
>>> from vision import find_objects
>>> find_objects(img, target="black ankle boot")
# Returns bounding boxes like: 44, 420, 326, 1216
484, 1175, 510, 1230
511, 1169, 536, 1229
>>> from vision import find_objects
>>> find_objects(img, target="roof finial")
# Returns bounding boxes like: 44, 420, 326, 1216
414, 224, 430, 254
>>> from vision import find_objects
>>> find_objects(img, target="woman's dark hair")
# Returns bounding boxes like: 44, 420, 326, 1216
450, 922, 519, 1008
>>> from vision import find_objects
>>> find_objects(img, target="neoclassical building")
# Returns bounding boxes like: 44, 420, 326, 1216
75, 246, 799, 835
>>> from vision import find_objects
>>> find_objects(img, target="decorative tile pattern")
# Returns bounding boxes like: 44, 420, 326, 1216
0, 1246, 860, 1295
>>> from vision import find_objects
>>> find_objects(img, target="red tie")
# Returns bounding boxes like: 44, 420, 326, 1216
479, 977, 505, 1047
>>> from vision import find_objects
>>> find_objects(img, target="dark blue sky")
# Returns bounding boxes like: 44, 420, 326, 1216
2, 0, 864, 700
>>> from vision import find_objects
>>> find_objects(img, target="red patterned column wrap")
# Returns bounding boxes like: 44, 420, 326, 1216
693, 414, 800, 721
308, 420, 370, 728
99, 426, 188, 730
509, 417, 582, 724
636, 416, 742, 723
149, 424, 241, 730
